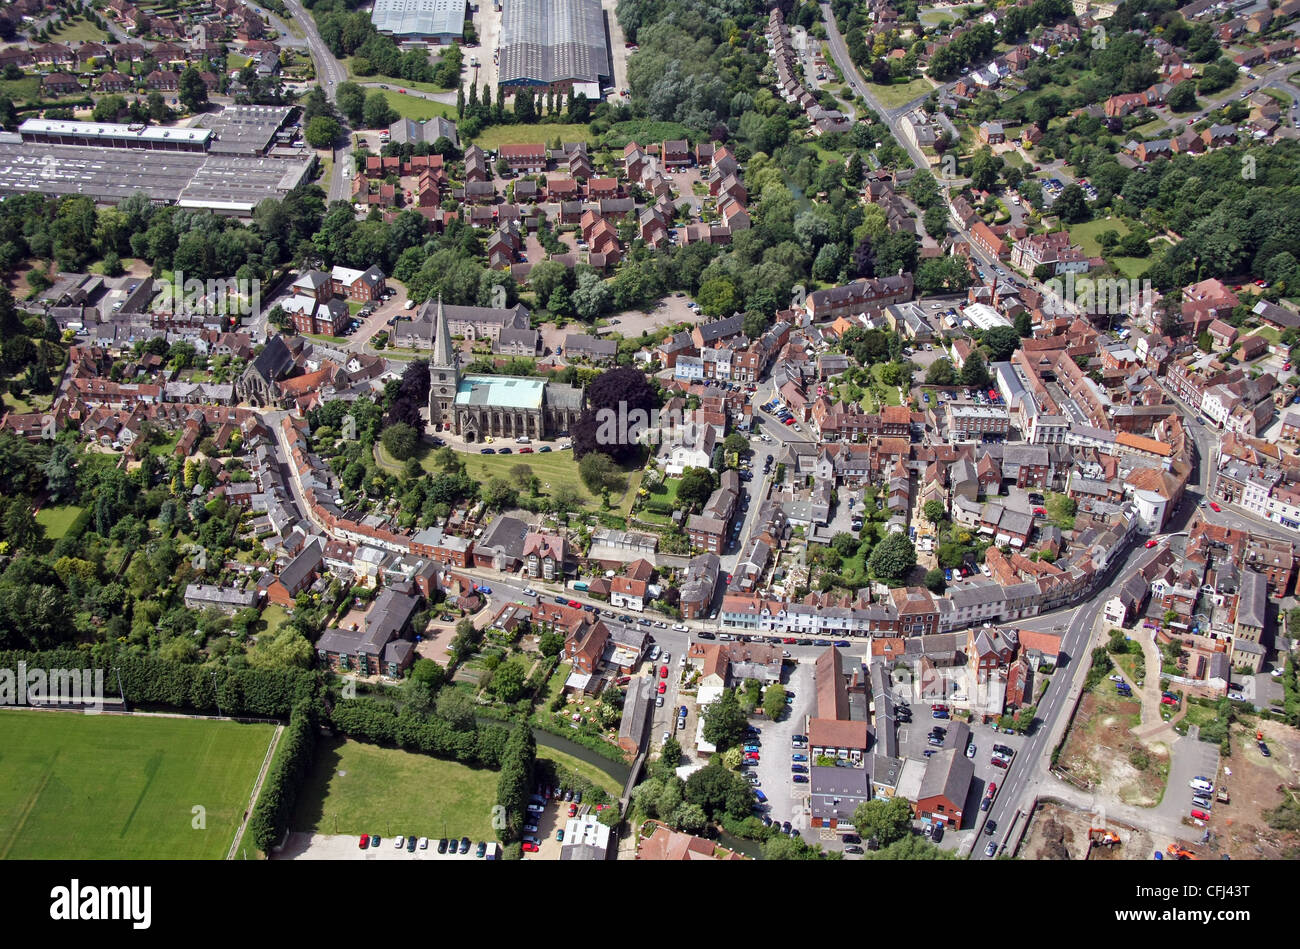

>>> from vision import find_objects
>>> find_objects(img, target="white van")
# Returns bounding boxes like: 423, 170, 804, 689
1189, 778, 1213, 793
516, 436, 531, 444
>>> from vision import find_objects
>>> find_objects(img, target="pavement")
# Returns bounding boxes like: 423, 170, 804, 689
746, 659, 816, 830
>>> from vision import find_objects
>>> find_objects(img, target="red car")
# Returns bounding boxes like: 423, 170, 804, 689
986, 782, 997, 798
1209, 502, 1221, 512
659, 665, 669, 678
744, 752, 760, 760
358, 834, 370, 849
1145, 539, 1158, 548
519, 447, 534, 453
783, 417, 794, 425
782, 637, 797, 644
522, 841, 539, 852
1190, 809, 1210, 821
568, 599, 581, 608
1033, 507, 1047, 516
1161, 696, 1179, 706
991, 757, 1009, 769
657, 682, 666, 694
1285, 362, 1293, 371
568, 803, 578, 817
725, 573, 733, 584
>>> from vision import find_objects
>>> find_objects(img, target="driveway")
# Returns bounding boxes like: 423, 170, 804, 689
1154, 730, 1220, 832
749, 658, 816, 830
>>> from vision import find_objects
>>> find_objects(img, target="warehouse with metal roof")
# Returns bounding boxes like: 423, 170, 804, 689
370, 0, 466, 42
498, 0, 610, 95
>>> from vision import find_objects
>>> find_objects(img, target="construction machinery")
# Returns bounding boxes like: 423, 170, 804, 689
1166, 844, 1198, 860
1089, 828, 1121, 846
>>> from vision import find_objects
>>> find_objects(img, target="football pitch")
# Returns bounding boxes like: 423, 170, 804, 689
0, 710, 276, 860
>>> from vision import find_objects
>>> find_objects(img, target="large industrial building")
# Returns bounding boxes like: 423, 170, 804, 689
370, 0, 467, 43
498, 0, 611, 97
0, 111, 314, 216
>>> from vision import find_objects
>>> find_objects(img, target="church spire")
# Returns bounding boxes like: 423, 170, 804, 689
432, 295, 456, 370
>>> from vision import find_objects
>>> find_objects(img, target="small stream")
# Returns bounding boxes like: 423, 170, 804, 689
476, 716, 631, 786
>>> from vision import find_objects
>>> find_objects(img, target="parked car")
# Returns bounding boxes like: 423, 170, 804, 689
358, 834, 370, 849
522, 842, 539, 852
984, 820, 998, 836
985, 840, 998, 857
1259, 741, 1271, 757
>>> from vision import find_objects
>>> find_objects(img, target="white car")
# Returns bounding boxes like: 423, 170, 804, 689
523, 587, 536, 597
394, 836, 405, 848
673, 623, 687, 632
662, 652, 671, 663
966, 743, 977, 759
418, 837, 429, 849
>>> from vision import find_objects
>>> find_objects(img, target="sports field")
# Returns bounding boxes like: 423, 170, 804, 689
292, 737, 500, 841
0, 710, 276, 859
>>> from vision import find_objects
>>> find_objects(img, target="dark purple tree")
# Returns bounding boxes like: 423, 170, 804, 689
571, 367, 660, 462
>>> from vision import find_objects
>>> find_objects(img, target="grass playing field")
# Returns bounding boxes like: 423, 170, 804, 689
292, 737, 500, 841
472, 123, 593, 149
0, 710, 276, 859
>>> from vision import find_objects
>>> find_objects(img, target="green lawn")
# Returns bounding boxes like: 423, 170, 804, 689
292, 737, 500, 840
1110, 256, 1150, 279
376, 90, 457, 121
49, 18, 108, 44
259, 603, 291, 637
0, 76, 40, 102
474, 123, 593, 149
0, 710, 275, 859
1068, 216, 1130, 257
869, 76, 934, 111
35, 505, 83, 541
379, 441, 639, 513
303, 332, 349, 345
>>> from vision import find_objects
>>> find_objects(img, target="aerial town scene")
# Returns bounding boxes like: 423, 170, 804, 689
0, 0, 1298, 870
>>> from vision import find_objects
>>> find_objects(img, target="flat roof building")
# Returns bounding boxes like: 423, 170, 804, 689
498, 0, 610, 95
370, 0, 467, 42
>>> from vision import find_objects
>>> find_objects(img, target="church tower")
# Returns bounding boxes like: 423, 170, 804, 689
427, 296, 459, 433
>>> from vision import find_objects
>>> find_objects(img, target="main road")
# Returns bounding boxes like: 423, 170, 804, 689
971, 535, 1170, 858
282, 0, 353, 202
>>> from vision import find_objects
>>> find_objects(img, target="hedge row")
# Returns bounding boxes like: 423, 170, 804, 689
0, 649, 321, 718
330, 697, 510, 769
496, 724, 536, 839
249, 703, 318, 854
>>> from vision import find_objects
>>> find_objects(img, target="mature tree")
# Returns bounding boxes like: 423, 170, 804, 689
571, 367, 659, 462
572, 270, 611, 321
538, 630, 564, 657
925, 358, 956, 386
1015, 310, 1033, 337
763, 683, 787, 720
677, 466, 716, 508
853, 796, 915, 847
482, 477, 518, 510
924, 567, 946, 593
490, 662, 527, 702
363, 90, 398, 128
247, 628, 313, 669
381, 422, 419, 460
869, 531, 916, 583
701, 689, 749, 751
1052, 184, 1088, 224
684, 759, 752, 819
959, 349, 991, 388
336, 81, 366, 125
922, 499, 946, 526
578, 451, 624, 494
981, 326, 1021, 362
305, 115, 342, 148
179, 66, 208, 112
